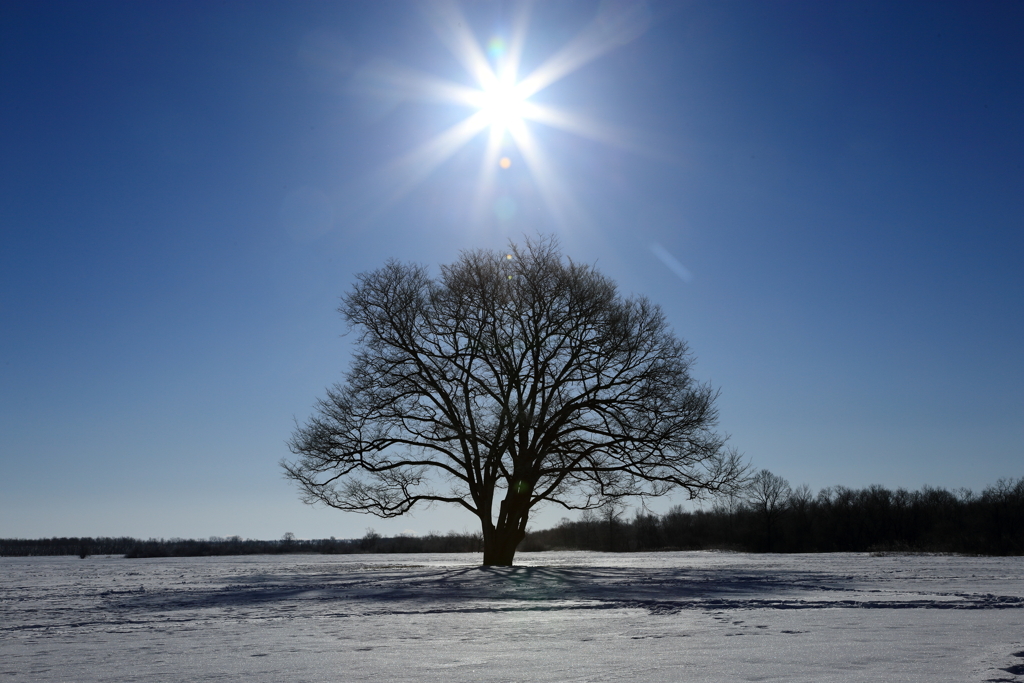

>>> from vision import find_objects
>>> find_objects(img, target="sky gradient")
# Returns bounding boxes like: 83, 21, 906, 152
2, 1, 1021, 540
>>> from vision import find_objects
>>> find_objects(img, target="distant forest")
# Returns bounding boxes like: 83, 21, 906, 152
3, 477, 1022, 557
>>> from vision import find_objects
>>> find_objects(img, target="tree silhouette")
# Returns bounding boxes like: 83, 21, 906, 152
746, 469, 791, 551
283, 237, 745, 565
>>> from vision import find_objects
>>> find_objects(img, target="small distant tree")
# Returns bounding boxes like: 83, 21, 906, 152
746, 469, 791, 551
602, 502, 625, 552
632, 509, 663, 550
360, 528, 381, 552
787, 483, 814, 549
789, 483, 813, 513
283, 237, 745, 566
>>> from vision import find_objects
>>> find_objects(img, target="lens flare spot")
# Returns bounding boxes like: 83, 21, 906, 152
495, 196, 516, 220
487, 37, 506, 60
500, 156, 512, 169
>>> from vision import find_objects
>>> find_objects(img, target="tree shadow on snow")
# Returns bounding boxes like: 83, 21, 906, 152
99, 562, 1024, 616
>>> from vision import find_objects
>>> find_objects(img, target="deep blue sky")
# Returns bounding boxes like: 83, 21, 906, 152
2, 1, 1021, 540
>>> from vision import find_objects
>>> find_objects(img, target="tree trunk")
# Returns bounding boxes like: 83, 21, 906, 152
482, 526, 525, 566
481, 491, 530, 566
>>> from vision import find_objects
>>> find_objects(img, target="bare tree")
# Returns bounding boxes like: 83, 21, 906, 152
789, 483, 814, 513
283, 237, 745, 565
746, 469, 792, 551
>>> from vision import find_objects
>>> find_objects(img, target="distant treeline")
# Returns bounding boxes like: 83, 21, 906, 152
4, 477, 1022, 558
525, 476, 1024, 555
0, 531, 483, 558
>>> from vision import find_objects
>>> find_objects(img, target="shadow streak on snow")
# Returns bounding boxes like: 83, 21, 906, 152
98, 564, 1024, 617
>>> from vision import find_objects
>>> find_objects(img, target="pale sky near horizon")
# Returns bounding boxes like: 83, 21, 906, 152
2, 1, 1021, 540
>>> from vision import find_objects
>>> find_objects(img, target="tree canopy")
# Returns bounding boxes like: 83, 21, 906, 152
283, 237, 744, 565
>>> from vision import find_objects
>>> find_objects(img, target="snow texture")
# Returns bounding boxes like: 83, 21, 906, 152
2, 551, 1023, 682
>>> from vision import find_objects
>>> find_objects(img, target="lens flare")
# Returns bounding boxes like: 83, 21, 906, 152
495, 196, 516, 220
356, 2, 652, 228
487, 37, 506, 60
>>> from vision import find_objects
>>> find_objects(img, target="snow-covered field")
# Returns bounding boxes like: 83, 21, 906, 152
2, 551, 1023, 682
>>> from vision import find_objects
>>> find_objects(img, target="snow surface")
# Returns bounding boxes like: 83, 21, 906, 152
2, 551, 1023, 682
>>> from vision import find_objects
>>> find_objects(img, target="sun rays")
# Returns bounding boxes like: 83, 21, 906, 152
360, 0, 652, 228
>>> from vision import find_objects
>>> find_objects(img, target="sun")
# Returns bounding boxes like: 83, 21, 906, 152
476, 78, 527, 134
363, 1, 649, 226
